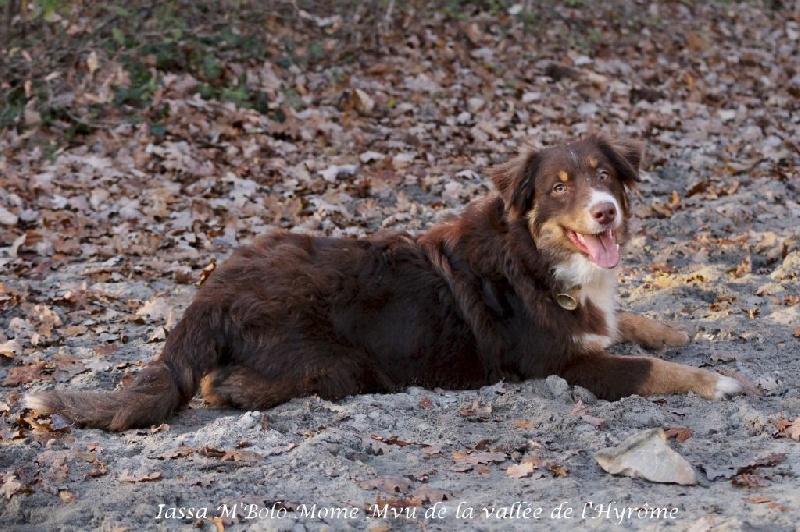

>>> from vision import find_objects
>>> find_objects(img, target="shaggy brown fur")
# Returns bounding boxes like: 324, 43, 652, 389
25, 136, 743, 430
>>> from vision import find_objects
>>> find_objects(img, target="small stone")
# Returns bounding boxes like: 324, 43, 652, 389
545, 375, 570, 400
235, 411, 261, 430
595, 428, 697, 485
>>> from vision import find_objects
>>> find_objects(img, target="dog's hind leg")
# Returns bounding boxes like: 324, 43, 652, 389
616, 311, 690, 349
200, 367, 302, 409
200, 347, 393, 410
560, 352, 744, 401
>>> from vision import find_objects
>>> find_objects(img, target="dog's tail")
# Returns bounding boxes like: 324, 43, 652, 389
24, 302, 222, 431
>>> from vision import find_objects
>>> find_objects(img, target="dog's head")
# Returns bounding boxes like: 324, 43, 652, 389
490, 135, 644, 270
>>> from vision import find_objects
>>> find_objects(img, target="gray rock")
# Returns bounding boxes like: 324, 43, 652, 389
595, 428, 697, 485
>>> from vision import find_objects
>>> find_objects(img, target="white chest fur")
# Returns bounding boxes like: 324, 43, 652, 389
553, 254, 617, 350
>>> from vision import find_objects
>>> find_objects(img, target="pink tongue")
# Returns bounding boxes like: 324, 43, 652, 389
582, 231, 619, 269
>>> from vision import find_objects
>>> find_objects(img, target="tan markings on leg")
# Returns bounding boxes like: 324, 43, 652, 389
561, 353, 744, 400
200, 373, 224, 406
616, 311, 690, 349
200, 368, 299, 409
638, 358, 745, 399
637, 358, 721, 398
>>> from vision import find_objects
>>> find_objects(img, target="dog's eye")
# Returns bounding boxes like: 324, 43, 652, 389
598, 170, 610, 181
552, 183, 567, 193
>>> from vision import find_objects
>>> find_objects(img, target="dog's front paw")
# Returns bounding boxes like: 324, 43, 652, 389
713, 374, 746, 399
661, 325, 691, 347
640, 323, 691, 349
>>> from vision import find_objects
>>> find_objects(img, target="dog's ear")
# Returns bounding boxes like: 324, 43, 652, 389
612, 138, 645, 176
489, 147, 540, 220
596, 137, 645, 188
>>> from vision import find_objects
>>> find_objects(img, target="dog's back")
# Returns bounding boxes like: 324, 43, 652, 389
26, 136, 743, 430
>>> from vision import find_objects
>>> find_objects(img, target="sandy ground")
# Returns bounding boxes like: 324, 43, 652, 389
2, 157, 799, 530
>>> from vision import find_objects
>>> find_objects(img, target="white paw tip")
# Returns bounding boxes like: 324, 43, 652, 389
714, 375, 745, 399
23, 394, 48, 412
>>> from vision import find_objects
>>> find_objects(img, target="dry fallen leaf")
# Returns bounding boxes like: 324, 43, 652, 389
135, 297, 172, 323
767, 502, 790, 512
86, 51, 99, 73
458, 400, 492, 421
506, 462, 535, 479
743, 495, 773, 504
358, 476, 413, 494
523, 454, 543, 465
417, 397, 434, 409
263, 443, 298, 456
31, 413, 72, 433
59, 490, 77, 503
421, 444, 442, 456
789, 419, 800, 441
1, 471, 23, 499
649, 261, 677, 274
732, 473, 767, 489
664, 427, 694, 443
580, 414, 605, 429
410, 485, 451, 503
220, 450, 263, 462
77, 449, 108, 478
452, 450, 507, 465
157, 446, 196, 460
32, 305, 63, 342
371, 434, 414, 447
731, 453, 787, 488
119, 470, 163, 483
770, 416, 800, 440
210, 516, 225, 532
548, 463, 569, 478
3, 360, 49, 387
740, 453, 787, 471
0, 339, 20, 360
353, 89, 375, 115
473, 438, 492, 450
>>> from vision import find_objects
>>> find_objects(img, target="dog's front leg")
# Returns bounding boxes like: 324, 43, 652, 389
560, 352, 743, 400
616, 311, 690, 349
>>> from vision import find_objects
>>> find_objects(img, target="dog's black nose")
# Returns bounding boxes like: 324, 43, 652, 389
591, 202, 617, 225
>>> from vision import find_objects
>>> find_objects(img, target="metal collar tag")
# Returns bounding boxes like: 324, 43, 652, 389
555, 285, 582, 311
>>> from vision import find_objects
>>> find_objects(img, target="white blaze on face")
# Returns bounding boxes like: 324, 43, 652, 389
586, 189, 622, 233
560, 188, 623, 269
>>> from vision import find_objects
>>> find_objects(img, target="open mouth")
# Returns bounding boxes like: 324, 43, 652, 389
564, 228, 620, 269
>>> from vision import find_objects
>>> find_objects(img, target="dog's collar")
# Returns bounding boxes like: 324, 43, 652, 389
555, 284, 582, 311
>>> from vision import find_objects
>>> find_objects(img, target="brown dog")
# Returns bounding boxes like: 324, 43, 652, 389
25, 136, 743, 430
